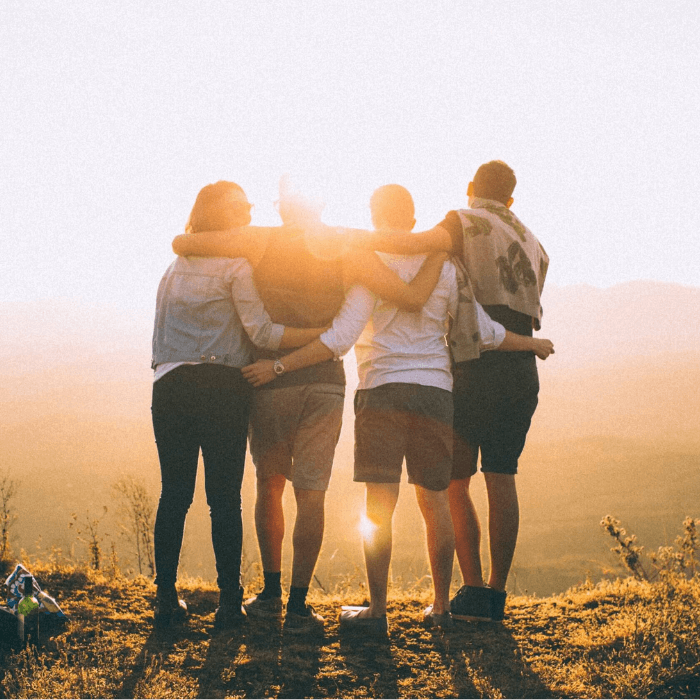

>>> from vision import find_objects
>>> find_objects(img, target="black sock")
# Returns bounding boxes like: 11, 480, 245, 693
260, 571, 282, 599
287, 586, 309, 614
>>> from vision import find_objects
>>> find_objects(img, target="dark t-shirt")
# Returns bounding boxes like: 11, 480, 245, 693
254, 229, 346, 389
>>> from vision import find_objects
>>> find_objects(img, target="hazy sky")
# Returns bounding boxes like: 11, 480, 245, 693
2, 1, 699, 313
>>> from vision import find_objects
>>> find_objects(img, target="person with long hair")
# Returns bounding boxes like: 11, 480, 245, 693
150, 181, 326, 631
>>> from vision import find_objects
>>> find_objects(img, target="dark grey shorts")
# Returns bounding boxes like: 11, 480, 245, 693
452, 353, 539, 478
354, 382, 453, 492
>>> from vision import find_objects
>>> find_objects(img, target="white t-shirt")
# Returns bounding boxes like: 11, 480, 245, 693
319, 254, 505, 392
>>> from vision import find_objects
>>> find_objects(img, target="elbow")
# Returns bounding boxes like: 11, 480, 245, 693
249, 332, 270, 349
320, 337, 344, 359
172, 236, 186, 256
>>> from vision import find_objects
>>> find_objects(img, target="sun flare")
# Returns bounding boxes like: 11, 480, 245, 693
358, 514, 378, 543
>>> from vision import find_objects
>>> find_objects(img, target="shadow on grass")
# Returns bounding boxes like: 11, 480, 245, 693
277, 628, 325, 698
117, 620, 206, 698
223, 619, 284, 698
198, 617, 325, 699
334, 631, 399, 699
439, 621, 556, 699
195, 630, 245, 699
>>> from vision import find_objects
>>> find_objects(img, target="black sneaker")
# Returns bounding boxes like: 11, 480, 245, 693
284, 604, 325, 635
214, 604, 246, 630
214, 588, 246, 631
154, 586, 188, 628
489, 587, 507, 621
243, 593, 284, 619
450, 585, 492, 622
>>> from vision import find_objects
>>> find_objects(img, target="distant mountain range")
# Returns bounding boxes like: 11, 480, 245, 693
541, 280, 700, 365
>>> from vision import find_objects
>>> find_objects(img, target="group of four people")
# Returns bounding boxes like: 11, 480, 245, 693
150, 160, 553, 634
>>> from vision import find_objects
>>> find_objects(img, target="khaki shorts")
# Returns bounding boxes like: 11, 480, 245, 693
249, 383, 345, 491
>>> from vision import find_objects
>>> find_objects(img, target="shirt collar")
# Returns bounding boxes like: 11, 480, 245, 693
470, 197, 508, 211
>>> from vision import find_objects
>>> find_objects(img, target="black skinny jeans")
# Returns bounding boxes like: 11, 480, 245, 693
151, 364, 252, 594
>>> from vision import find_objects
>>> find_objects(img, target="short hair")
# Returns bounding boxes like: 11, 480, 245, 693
278, 192, 324, 226
186, 181, 250, 233
473, 161, 516, 205
370, 184, 415, 230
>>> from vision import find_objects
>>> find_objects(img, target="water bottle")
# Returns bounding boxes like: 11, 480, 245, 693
17, 575, 40, 645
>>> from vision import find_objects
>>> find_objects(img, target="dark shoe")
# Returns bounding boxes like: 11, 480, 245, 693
243, 593, 284, 619
450, 585, 492, 622
423, 605, 454, 630
489, 587, 507, 621
154, 587, 188, 628
338, 606, 388, 635
214, 604, 246, 631
284, 604, 325, 635
214, 588, 246, 631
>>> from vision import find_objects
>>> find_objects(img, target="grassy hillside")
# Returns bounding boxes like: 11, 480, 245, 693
2, 562, 700, 699
2, 282, 700, 597
3, 428, 699, 598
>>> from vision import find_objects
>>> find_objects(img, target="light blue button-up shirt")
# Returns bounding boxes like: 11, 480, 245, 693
151, 256, 284, 372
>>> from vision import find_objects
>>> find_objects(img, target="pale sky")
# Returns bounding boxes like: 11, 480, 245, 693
2, 1, 699, 314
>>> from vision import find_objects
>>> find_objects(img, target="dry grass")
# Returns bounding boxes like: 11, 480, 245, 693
2, 563, 700, 698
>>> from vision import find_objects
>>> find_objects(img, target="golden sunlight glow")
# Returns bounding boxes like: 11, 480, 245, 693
358, 514, 378, 543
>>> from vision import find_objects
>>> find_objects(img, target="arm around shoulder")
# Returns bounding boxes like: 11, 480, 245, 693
342, 249, 448, 312
172, 228, 272, 266
346, 225, 453, 255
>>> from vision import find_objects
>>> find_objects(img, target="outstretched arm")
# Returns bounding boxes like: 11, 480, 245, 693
471, 300, 554, 360
242, 284, 375, 387
172, 227, 276, 267
498, 333, 555, 360
347, 225, 453, 255
341, 249, 448, 312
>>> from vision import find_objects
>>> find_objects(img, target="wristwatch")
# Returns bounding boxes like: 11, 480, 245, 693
273, 359, 286, 376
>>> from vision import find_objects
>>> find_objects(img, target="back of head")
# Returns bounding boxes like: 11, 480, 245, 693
473, 161, 516, 205
277, 174, 324, 226
186, 181, 251, 233
278, 192, 324, 226
370, 184, 415, 231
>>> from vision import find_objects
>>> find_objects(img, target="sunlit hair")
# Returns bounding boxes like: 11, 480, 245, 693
277, 174, 324, 226
370, 184, 415, 230
473, 160, 517, 205
185, 181, 251, 233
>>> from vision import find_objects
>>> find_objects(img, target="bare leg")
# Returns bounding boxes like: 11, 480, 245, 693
448, 477, 484, 587
290, 488, 326, 588
415, 486, 455, 615
254, 473, 287, 573
362, 483, 400, 617
484, 473, 519, 592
